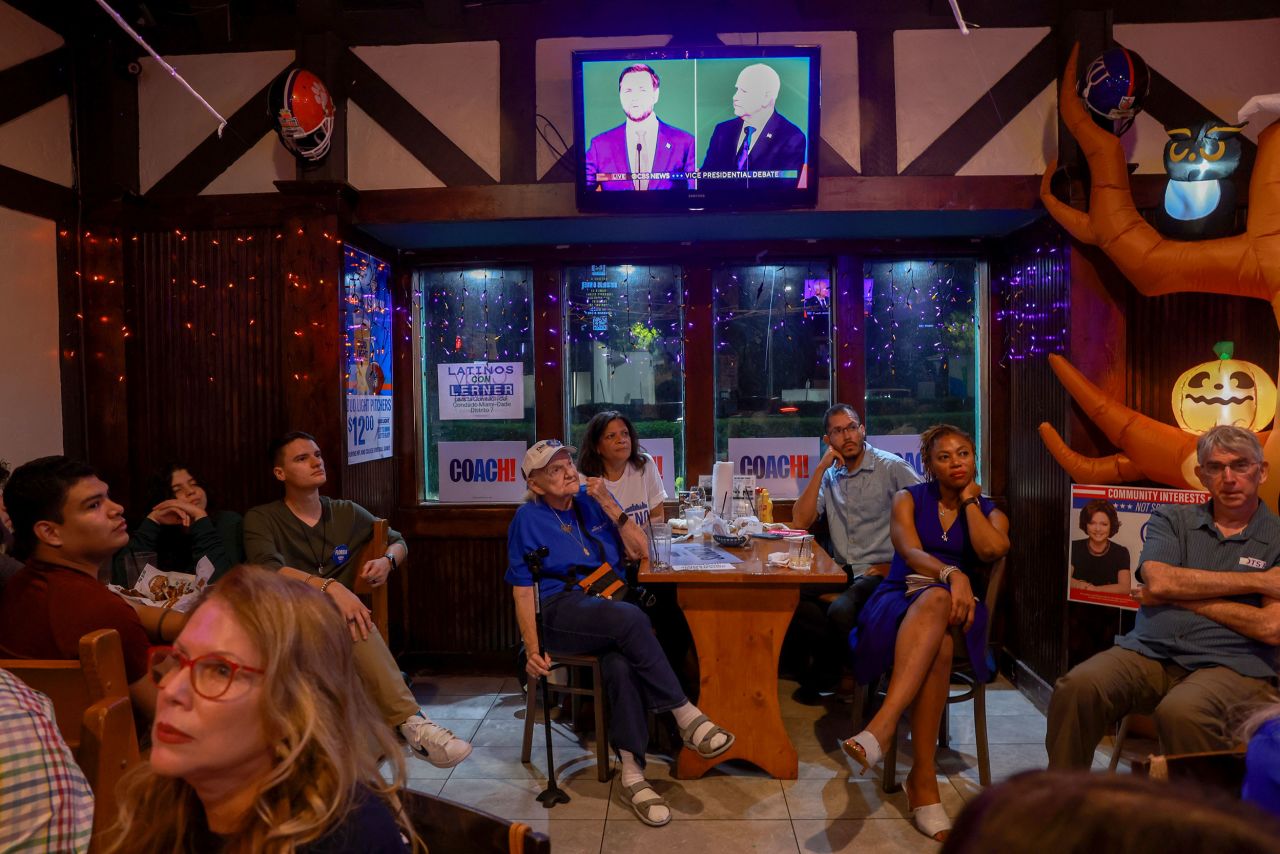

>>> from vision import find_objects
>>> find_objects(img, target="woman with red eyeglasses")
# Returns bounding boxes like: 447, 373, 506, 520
104, 565, 420, 852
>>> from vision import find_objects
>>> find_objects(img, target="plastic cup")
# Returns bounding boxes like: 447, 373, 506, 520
650, 522, 672, 569
684, 506, 706, 537
787, 535, 814, 571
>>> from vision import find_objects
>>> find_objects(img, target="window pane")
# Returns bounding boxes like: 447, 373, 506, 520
418, 267, 535, 502
863, 260, 979, 441
564, 264, 685, 492
714, 262, 833, 456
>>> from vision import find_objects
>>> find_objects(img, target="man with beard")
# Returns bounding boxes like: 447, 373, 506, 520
787, 405, 920, 703
584, 64, 696, 191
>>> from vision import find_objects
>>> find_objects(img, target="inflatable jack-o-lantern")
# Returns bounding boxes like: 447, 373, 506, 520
1171, 341, 1276, 434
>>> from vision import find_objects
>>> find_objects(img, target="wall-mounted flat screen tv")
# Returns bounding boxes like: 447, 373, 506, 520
572, 45, 820, 212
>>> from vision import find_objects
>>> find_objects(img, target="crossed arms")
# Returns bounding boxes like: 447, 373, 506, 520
1137, 561, 1280, 646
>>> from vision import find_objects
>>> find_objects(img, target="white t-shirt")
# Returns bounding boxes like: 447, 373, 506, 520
603, 454, 667, 529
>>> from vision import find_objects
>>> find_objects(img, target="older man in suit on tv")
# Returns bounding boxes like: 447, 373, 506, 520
700, 63, 806, 189
584, 64, 697, 192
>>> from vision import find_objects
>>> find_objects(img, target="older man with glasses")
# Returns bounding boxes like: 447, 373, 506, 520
1047, 424, 1280, 768
788, 403, 920, 703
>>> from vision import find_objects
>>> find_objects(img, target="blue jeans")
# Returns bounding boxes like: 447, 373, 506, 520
541, 588, 688, 760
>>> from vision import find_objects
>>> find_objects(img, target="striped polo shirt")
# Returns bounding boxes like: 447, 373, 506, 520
1121, 500, 1280, 679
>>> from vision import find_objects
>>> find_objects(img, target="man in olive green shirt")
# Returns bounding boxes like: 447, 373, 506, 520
244, 431, 471, 767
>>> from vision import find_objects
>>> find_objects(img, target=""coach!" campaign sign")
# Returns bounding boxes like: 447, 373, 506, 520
438, 441, 528, 502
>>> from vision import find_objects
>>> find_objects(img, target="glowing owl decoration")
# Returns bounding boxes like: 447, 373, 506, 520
1171, 342, 1276, 434
1156, 120, 1247, 240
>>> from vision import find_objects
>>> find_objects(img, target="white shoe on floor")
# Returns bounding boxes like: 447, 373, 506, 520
399, 714, 473, 768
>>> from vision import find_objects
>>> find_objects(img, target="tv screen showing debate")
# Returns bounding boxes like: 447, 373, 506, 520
572, 45, 820, 212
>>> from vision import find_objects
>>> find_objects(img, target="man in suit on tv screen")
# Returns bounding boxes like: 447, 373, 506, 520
584, 64, 697, 192
700, 63, 806, 189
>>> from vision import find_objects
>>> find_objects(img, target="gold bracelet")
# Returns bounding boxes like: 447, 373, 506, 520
319, 577, 335, 594
156, 608, 171, 638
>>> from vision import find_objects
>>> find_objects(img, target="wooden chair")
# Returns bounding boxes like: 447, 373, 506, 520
1133, 746, 1248, 794
1, 628, 141, 850
399, 787, 551, 854
855, 557, 1008, 792
1108, 712, 1159, 772
351, 519, 390, 641
521, 651, 611, 782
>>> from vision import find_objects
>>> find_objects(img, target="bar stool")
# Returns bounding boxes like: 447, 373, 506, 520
520, 652, 611, 782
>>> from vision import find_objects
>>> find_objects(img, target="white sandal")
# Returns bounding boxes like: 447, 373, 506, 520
909, 801, 951, 842
840, 730, 883, 775
622, 780, 671, 827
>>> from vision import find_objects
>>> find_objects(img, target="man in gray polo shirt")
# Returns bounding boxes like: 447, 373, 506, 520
788, 403, 919, 701
1047, 425, 1280, 768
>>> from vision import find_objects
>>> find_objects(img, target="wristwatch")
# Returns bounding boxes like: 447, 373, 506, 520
960, 497, 981, 511
384, 552, 398, 573
616, 510, 630, 527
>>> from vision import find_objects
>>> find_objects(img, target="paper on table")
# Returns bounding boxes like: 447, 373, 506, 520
670, 541, 742, 566
671, 562, 738, 572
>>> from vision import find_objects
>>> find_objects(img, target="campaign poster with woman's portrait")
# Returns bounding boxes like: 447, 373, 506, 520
1067, 484, 1209, 611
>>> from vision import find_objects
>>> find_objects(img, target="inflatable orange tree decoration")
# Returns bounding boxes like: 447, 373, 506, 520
1039, 45, 1280, 503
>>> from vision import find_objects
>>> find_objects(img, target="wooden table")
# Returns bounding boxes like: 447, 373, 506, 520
637, 535, 845, 779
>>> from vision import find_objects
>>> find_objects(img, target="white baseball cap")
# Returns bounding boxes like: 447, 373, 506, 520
522, 439, 577, 479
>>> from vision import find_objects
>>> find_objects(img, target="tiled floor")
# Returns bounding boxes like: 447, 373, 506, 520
391, 674, 1114, 853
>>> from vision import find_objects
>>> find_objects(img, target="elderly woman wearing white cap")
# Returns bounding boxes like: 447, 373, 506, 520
506, 439, 735, 827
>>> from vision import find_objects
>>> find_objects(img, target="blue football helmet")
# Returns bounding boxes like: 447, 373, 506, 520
1079, 47, 1150, 134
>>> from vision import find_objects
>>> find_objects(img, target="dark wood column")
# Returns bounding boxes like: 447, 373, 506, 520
532, 260, 565, 442
78, 228, 130, 495
279, 198, 346, 496
683, 263, 715, 481
832, 254, 865, 415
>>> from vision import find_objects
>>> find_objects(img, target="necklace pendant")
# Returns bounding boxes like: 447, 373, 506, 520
940, 530, 948, 542
560, 522, 572, 533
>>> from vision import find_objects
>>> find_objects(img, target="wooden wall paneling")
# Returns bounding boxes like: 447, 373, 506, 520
80, 228, 130, 498
995, 227, 1072, 687
402, 534, 517, 671
532, 260, 565, 442
1125, 291, 1278, 432
123, 227, 288, 518
57, 225, 88, 461
280, 210, 346, 496
683, 263, 715, 480
832, 254, 865, 413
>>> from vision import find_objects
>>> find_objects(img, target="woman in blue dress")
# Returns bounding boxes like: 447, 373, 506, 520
842, 424, 1010, 842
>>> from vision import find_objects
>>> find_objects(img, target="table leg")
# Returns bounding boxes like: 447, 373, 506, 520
674, 584, 799, 779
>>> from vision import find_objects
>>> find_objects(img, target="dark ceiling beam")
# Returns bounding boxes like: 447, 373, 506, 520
346, 50, 496, 186
901, 32, 1058, 176
143, 69, 285, 198
0, 48, 70, 127
79, 1, 1280, 55
0, 162, 76, 221
3, 0, 73, 39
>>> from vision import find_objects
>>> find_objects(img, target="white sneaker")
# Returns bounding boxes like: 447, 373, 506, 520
399, 714, 473, 768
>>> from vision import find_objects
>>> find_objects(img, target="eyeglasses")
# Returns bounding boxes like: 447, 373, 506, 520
148, 646, 265, 700
1200, 460, 1259, 478
828, 423, 863, 438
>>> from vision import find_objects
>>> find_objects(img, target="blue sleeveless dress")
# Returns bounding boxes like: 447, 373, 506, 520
850, 480, 997, 685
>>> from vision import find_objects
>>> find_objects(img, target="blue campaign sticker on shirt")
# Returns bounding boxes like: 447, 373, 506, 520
333, 544, 350, 565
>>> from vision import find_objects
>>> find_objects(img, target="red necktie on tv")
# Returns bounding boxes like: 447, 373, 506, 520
736, 126, 755, 172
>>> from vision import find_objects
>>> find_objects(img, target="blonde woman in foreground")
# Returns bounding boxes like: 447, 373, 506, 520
106, 565, 419, 853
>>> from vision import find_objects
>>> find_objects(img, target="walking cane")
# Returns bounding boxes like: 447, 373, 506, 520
525, 546, 570, 807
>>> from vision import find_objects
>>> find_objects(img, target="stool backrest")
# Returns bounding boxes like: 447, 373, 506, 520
399, 788, 551, 854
